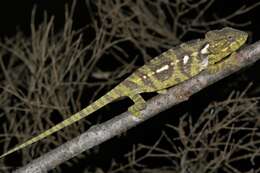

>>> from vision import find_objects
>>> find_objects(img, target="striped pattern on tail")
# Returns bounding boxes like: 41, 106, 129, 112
0, 86, 124, 159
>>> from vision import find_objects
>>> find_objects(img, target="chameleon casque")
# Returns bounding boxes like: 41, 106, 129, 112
0, 27, 248, 158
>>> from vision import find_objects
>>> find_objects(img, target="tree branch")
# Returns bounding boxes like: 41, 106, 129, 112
14, 41, 260, 173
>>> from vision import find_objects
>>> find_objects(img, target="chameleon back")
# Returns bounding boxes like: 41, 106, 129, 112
122, 27, 248, 94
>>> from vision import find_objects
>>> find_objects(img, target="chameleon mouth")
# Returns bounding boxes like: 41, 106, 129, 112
239, 32, 248, 45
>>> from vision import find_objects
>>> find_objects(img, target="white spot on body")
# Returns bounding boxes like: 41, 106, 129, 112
201, 44, 210, 54
183, 55, 190, 65
142, 75, 147, 79
156, 65, 169, 73
200, 57, 209, 71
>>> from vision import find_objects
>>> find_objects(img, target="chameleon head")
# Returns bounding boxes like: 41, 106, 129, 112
205, 27, 248, 64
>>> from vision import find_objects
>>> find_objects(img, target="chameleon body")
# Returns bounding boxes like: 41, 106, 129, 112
0, 27, 248, 158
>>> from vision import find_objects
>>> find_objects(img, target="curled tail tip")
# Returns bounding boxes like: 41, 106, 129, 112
0, 154, 5, 159
0, 152, 10, 159
0, 154, 7, 159
0, 148, 18, 159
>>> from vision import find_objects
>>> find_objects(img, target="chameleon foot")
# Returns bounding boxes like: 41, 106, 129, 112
157, 89, 167, 94
128, 94, 146, 117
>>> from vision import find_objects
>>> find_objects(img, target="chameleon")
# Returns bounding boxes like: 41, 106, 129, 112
0, 27, 248, 159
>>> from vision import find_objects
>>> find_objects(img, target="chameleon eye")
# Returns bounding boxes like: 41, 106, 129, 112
227, 35, 234, 42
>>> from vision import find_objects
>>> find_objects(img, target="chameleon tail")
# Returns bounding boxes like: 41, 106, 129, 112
0, 86, 124, 159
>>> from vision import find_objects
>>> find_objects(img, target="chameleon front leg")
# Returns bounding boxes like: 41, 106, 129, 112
208, 52, 239, 73
128, 94, 146, 116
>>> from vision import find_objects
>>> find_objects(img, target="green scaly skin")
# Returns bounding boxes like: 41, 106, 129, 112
0, 27, 248, 159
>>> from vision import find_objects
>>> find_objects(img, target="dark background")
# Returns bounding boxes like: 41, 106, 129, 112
0, 0, 259, 39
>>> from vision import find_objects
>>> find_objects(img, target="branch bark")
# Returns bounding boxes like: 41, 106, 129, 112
14, 41, 260, 173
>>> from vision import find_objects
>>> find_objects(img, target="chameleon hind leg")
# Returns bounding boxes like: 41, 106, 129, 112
128, 94, 146, 117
